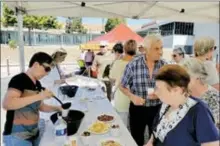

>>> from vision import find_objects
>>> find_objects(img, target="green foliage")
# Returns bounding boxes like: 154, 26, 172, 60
65, 17, 87, 34
8, 40, 17, 49
105, 18, 126, 32
2, 3, 60, 29
2, 3, 17, 27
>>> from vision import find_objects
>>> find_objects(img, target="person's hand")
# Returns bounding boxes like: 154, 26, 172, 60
216, 63, 220, 74
39, 89, 54, 100
57, 106, 63, 112
131, 95, 145, 106
148, 93, 158, 100
144, 142, 154, 146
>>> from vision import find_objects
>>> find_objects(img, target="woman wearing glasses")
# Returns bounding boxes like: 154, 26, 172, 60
3, 52, 62, 146
145, 65, 219, 146
171, 47, 185, 64
193, 37, 219, 91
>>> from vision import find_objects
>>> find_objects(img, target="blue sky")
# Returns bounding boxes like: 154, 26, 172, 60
57, 17, 152, 26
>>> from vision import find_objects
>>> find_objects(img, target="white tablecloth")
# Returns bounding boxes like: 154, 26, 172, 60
39, 76, 137, 146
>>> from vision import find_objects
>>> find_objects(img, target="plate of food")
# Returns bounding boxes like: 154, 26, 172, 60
63, 136, 78, 146
97, 137, 124, 146
88, 121, 110, 134
97, 114, 114, 123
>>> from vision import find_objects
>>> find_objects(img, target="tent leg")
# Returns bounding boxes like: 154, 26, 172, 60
17, 5, 25, 72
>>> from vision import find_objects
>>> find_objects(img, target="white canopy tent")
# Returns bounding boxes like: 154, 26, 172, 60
3, 1, 219, 71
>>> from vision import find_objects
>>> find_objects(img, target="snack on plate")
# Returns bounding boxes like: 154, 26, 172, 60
101, 140, 121, 146
81, 131, 91, 136
63, 140, 77, 146
71, 140, 77, 146
88, 121, 109, 134
111, 124, 119, 129
97, 114, 114, 122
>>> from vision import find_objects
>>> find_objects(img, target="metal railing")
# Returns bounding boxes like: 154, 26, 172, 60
0, 30, 101, 45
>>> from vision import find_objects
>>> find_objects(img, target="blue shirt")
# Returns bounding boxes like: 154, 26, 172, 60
154, 97, 219, 146
121, 55, 167, 106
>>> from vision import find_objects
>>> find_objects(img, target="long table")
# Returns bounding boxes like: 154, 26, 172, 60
39, 76, 137, 146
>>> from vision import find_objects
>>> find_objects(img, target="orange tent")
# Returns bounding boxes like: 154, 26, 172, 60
80, 24, 143, 51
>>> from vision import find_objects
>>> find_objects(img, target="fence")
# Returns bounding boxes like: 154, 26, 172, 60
0, 29, 101, 46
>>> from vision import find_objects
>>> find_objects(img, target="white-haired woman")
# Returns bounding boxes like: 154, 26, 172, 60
180, 58, 219, 128
194, 37, 219, 90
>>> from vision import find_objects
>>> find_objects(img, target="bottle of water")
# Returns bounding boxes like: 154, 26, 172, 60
54, 113, 67, 145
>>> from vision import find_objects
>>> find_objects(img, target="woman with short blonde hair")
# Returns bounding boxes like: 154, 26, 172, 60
194, 37, 215, 59
51, 48, 67, 67
193, 37, 219, 90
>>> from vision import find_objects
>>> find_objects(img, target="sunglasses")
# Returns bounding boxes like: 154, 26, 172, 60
172, 54, 177, 58
41, 64, 51, 72
100, 45, 106, 48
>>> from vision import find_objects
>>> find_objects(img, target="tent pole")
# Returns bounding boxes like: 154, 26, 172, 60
16, 3, 25, 72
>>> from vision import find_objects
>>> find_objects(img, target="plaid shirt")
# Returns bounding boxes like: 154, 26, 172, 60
121, 55, 167, 107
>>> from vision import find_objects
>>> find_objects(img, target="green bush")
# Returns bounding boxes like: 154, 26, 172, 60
8, 40, 17, 49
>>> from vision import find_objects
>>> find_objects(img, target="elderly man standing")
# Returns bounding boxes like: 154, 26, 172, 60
91, 41, 114, 100
120, 35, 167, 146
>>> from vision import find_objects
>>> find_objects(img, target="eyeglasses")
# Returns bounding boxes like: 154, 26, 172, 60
172, 54, 177, 58
41, 64, 51, 72
100, 45, 106, 48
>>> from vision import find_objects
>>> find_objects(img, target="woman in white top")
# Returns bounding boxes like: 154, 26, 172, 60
194, 37, 219, 91
109, 39, 137, 126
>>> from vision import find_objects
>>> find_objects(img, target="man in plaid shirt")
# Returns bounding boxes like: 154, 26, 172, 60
120, 35, 167, 146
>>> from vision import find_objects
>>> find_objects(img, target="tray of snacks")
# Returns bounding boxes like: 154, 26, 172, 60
97, 137, 124, 146
88, 121, 110, 134
97, 114, 114, 123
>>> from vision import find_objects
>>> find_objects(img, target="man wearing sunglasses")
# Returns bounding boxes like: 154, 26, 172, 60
172, 47, 185, 64
3, 52, 62, 146
91, 41, 115, 101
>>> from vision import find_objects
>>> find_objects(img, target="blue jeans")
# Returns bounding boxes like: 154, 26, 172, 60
3, 119, 46, 146
3, 135, 40, 146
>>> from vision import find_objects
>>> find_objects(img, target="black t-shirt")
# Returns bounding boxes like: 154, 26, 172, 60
3, 73, 42, 135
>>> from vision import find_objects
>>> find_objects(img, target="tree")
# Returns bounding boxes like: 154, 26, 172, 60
105, 18, 126, 32
2, 4, 59, 30
2, 3, 17, 27
65, 17, 72, 33
65, 17, 87, 34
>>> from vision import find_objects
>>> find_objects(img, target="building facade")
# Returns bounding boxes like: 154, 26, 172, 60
137, 21, 219, 55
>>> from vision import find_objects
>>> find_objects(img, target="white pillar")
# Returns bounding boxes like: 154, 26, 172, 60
61, 34, 63, 47
33, 29, 36, 46
17, 5, 25, 72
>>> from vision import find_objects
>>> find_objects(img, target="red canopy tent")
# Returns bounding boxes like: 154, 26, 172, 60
80, 24, 143, 50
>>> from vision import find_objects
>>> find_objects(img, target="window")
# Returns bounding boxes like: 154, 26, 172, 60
159, 22, 174, 36
174, 22, 194, 35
